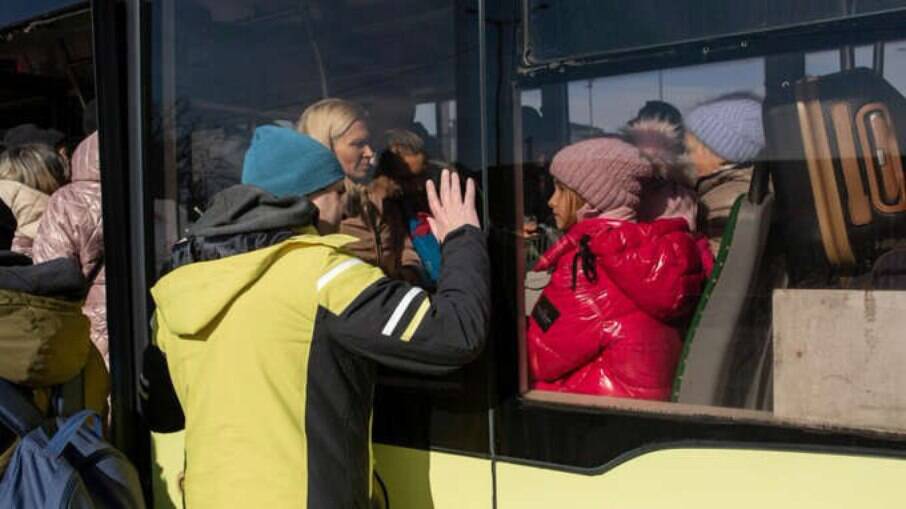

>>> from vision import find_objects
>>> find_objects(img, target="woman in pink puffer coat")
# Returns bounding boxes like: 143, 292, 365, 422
33, 132, 107, 363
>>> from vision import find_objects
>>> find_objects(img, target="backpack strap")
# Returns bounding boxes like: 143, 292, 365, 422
51, 372, 85, 418
0, 379, 44, 436
46, 409, 103, 459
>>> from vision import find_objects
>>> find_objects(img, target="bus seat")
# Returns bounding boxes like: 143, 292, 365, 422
672, 188, 774, 408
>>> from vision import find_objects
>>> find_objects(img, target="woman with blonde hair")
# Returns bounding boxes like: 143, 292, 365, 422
298, 98, 423, 281
0, 144, 67, 255
297, 98, 374, 181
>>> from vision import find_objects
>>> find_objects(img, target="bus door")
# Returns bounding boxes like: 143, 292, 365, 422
139, 1, 492, 507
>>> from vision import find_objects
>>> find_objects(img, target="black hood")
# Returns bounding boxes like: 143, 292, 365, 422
0, 257, 87, 300
165, 185, 318, 274
188, 185, 318, 238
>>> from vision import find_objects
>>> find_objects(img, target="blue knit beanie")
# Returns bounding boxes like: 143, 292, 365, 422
686, 93, 765, 163
241, 125, 344, 197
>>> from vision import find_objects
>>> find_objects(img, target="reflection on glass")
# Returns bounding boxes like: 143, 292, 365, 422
516, 35, 906, 434
149, 0, 465, 273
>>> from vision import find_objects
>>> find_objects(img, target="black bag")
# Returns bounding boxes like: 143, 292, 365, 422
765, 64, 906, 283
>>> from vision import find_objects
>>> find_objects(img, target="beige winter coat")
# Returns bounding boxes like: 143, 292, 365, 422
696, 163, 753, 256
0, 179, 50, 257
33, 132, 107, 362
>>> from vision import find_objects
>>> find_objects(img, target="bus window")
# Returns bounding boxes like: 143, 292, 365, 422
146, 0, 488, 465
511, 31, 906, 436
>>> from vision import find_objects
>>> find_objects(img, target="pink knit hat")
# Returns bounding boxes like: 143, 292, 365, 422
549, 137, 653, 213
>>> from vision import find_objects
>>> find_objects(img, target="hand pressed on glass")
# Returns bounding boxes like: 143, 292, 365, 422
425, 169, 480, 243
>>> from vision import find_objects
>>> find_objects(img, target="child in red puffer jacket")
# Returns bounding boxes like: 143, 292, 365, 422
527, 126, 713, 401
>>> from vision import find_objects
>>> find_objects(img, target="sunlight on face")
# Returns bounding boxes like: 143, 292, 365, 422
333, 120, 374, 180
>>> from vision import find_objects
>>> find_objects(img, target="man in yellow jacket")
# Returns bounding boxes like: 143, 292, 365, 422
148, 126, 489, 508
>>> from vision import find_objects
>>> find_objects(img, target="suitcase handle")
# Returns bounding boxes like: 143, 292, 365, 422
856, 103, 906, 212
866, 110, 900, 203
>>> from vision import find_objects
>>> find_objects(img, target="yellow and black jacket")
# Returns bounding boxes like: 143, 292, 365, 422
147, 186, 489, 508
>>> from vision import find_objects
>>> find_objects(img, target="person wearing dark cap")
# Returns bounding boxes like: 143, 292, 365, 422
146, 126, 489, 508
630, 100, 685, 137
2, 124, 66, 150
2, 123, 72, 170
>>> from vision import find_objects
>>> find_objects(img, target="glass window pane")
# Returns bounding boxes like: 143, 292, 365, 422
511, 32, 906, 435
526, 0, 906, 63
145, 1, 488, 469
148, 0, 474, 272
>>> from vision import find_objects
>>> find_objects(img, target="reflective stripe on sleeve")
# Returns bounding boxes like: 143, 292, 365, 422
318, 255, 385, 316
317, 258, 364, 291
400, 298, 430, 342
382, 287, 424, 336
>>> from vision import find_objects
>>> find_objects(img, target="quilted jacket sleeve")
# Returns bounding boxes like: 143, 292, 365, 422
32, 190, 81, 264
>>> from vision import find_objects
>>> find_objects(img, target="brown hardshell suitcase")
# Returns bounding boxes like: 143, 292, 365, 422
765, 67, 906, 282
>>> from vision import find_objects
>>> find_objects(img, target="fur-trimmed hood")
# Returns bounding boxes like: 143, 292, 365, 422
621, 118, 696, 189
343, 174, 403, 218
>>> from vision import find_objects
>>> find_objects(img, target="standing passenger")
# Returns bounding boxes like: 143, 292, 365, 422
299, 98, 423, 281
150, 126, 489, 508
297, 98, 375, 182
2, 123, 71, 169
0, 144, 67, 256
32, 132, 107, 363
380, 128, 443, 283
685, 93, 765, 255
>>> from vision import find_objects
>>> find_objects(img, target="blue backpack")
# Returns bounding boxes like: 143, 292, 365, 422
0, 379, 145, 508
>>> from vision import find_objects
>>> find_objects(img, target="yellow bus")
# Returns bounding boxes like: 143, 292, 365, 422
6, 1, 906, 507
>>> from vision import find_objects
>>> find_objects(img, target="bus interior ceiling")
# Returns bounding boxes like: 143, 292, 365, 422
0, 7, 94, 139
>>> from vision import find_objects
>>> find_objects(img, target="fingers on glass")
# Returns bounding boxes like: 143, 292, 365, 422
464, 177, 476, 208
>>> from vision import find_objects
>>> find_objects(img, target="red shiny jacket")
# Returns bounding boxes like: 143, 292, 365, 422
527, 217, 713, 401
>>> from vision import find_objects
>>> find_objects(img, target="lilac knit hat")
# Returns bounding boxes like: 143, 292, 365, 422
549, 137, 653, 212
686, 93, 764, 163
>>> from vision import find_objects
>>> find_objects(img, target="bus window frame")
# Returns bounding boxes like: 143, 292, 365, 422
92, 0, 152, 499
520, 1, 906, 69
518, 9, 906, 84
493, 12, 906, 472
